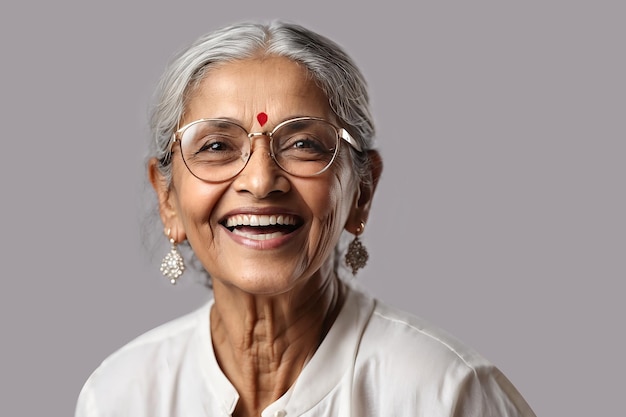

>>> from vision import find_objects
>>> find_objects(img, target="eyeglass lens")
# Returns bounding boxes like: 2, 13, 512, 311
179, 119, 339, 181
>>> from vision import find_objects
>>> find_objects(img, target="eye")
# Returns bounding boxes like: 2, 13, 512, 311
195, 137, 235, 154
273, 119, 338, 154
184, 133, 245, 165
291, 136, 325, 151
280, 134, 329, 154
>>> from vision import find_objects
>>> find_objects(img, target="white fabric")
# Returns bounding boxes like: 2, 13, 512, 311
75, 285, 535, 417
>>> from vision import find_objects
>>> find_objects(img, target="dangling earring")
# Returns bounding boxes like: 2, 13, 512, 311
160, 228, 185, 285
345, 221, 369, 275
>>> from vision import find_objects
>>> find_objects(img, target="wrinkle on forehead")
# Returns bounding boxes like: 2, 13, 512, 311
182, 56, 336, 129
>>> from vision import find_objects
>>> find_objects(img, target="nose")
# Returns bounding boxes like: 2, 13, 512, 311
232, 135, 290, 198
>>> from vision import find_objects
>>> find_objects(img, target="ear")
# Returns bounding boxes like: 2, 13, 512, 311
346, 150, 383, 234
148, 158, 185, 242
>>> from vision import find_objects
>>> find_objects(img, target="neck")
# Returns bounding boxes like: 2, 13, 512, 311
210, 271, 345, 417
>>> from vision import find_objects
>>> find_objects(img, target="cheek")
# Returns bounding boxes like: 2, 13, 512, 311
170, 166, 228, 236
302, 177, 355, 273
309, 170, 357, 242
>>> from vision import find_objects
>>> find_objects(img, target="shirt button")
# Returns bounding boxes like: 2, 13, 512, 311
274, 410, 287, 417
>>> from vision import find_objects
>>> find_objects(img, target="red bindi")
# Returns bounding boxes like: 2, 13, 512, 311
256, 112, 268, 127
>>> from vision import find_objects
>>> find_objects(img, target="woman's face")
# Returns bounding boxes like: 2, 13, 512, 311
152, 56, 372, 295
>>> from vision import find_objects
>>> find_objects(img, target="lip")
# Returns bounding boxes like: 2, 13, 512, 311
219, 207, 304, 250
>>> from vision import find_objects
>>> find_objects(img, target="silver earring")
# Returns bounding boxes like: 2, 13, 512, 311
160, 228, 185, 284
345, 221, 368, 275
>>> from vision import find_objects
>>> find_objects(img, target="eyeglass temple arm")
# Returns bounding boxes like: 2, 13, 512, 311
339, 129, 362, 152
167, 132, 180, 154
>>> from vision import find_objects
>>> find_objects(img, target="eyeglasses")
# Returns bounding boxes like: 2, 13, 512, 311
169, 116, 362, 182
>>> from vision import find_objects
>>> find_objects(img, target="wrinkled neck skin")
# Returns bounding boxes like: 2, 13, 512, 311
210, 263, 346, 417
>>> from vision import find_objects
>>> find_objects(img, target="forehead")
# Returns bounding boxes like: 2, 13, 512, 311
184, 56, 334, 124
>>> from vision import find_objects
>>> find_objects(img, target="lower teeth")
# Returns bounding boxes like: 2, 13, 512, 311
232, 229, 284, 240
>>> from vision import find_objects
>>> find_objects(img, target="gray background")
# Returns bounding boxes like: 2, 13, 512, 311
1, 1, 623, 416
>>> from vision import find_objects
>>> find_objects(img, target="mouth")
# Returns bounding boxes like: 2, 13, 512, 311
221, 214, 302, 241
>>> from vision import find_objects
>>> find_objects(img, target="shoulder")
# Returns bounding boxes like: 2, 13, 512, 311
351, 288, 489, 372
368, 298, 490, 368
99, 302, 208, 370
350, 289, 536, 416
75, 302, 211, 416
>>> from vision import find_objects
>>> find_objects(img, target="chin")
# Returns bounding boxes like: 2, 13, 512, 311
208, 254, 334, 297
227, 277, 300, 297
214, 265, 308, 296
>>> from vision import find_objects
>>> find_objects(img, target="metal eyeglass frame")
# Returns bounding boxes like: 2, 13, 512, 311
168, 116, 362, 181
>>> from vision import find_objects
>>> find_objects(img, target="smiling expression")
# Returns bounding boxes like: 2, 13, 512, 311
154, 56, 365, 295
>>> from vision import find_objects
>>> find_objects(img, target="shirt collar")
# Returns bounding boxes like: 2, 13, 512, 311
277, 285, 374, 415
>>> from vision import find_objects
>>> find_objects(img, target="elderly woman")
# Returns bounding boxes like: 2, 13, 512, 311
75, 22, 535, 417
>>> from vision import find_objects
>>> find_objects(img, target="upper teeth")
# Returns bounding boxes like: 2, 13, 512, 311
225, 214, 297, 228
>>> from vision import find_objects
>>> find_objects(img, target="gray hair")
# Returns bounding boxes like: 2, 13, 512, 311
150, 21, 375, 183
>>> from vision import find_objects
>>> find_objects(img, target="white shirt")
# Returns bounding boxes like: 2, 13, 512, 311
75, 285, 536, 416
